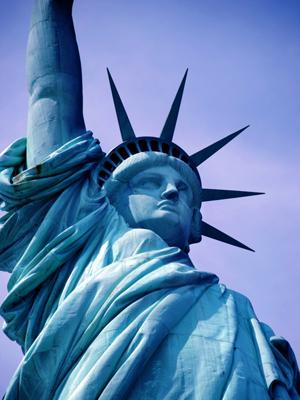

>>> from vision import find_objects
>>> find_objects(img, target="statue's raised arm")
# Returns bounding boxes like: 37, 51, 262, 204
26, 0, 86, 168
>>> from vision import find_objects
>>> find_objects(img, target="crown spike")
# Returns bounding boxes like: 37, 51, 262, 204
190, 125, 249, 167
202, 221, 254, 252
202, 189, 264, 202
107, 68, 136, 142
160, 69, 188, 142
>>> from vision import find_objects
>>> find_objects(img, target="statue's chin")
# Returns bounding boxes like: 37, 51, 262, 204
117, 204, 190, 250
133, 214, 189, 251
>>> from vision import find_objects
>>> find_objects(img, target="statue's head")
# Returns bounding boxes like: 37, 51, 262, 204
104, 152, 202, 252
99, 69, 261, 253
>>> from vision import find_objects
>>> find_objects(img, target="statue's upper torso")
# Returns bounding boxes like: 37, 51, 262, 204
0, 134, 298, 399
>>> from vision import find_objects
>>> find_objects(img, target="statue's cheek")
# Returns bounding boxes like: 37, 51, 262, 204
128, 194, 157, 220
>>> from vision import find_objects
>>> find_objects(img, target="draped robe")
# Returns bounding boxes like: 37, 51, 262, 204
0, 132, 299, 399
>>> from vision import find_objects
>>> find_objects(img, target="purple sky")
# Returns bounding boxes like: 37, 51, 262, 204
0, 0, 300, 395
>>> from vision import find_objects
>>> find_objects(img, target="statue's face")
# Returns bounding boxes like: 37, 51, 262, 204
118, 165, 195, 250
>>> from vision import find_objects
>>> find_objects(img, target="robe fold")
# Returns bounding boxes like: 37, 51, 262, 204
0, 132, 299, 399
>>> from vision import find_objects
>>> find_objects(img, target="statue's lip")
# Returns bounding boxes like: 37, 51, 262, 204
157, 200, 178, 211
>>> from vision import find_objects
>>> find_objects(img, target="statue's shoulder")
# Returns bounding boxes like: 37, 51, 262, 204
208, 283, 258, 320
226, 287, 254, 306
229, 287, 259, 317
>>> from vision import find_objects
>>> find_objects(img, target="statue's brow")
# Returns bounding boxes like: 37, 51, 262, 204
132, 173, 162, 183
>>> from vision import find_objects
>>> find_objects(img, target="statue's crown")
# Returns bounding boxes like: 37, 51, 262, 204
99, 69, 264, 252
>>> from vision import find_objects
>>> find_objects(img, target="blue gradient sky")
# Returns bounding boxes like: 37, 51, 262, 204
0, 0, 299, 394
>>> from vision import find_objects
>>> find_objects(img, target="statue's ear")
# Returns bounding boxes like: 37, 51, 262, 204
189, 208, 202, 244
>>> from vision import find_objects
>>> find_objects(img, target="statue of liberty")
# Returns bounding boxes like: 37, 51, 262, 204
0, 0, 299, 398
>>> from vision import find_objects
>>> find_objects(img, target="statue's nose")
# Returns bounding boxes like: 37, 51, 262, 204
161, 184, 179, 202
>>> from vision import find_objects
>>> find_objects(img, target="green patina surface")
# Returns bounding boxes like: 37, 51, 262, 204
0, 0, 299, 398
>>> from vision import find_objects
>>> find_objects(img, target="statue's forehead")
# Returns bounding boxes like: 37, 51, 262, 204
130, 165, 188, 183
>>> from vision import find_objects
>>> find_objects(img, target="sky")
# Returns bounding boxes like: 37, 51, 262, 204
0, 0, 299, 395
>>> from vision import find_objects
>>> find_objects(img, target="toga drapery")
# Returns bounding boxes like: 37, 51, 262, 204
0, 132, 299, 399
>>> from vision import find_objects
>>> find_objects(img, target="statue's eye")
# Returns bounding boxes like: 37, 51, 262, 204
177, 182, 188, 191
146, 178, 161, 188
133, 177, 161, 190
